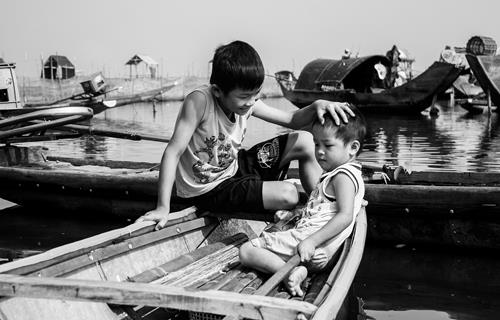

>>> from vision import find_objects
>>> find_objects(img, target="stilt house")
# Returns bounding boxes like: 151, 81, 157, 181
125, 54, 159, 79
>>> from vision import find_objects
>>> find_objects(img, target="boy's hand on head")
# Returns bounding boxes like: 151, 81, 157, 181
315, 100, 355, 125
297, 239, 316, 262
135, 207, 170, 231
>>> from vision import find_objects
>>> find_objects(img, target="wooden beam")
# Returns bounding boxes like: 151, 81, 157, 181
0, 274, 317, 320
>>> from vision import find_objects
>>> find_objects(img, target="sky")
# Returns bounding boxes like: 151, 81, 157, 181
2, 0, 500, 79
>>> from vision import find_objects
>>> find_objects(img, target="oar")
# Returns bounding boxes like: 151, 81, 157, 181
58, 123, 171, 143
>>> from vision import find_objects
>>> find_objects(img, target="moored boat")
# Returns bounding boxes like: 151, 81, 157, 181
0, 145, 499, 249
0, 201, 367, 320
275, 58, 462, 114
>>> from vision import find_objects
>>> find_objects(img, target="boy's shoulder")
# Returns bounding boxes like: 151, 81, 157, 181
186, 84, 211, 99
184, 85, 212, 107
324, 162, 363, 184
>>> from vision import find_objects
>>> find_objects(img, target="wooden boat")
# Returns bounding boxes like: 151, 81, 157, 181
275, 58, 462, 114
361, 166, 500, 249
0, 198, 367, 320
465, 54, 500, 112
0, 145, 499, 249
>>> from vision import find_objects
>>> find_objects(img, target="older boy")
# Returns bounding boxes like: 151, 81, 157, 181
137, 40, 353, 229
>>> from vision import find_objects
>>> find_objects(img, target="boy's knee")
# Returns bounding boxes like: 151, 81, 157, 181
277, 183, 299, 208
289, 131, 315, 157
239, 241, 253, 265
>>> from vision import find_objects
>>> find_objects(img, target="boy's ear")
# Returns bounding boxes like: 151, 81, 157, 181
212, 84, 223, 98
350, 140, 360, 155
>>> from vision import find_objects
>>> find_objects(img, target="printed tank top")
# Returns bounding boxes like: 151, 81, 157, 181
175, 85, 252, 197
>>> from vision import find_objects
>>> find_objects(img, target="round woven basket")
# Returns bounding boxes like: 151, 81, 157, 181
466, 36, 497, 56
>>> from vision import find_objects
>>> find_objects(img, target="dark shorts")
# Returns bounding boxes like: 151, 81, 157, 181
187, 134, 290, 213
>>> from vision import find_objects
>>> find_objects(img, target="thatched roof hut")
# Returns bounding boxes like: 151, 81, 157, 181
42, 55, 75, 80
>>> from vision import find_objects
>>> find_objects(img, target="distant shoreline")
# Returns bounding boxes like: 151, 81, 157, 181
18, 75, 283, 104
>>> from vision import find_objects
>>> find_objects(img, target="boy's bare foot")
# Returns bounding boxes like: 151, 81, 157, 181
285, 266, 308, 296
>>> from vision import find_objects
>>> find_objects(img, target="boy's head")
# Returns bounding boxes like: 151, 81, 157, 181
312, 105, 366, 170
210, 41, 265, 95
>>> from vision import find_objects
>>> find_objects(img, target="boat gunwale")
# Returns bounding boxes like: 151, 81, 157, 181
0, 206, 207, 275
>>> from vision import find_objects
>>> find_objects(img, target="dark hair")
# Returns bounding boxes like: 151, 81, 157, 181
209, 40, 265, 94
313, 105, 367, 155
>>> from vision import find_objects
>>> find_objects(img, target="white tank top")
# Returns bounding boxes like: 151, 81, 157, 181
175, 85, 252, 197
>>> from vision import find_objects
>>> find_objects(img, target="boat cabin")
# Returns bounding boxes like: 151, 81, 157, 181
0, 62, 21, 110
294, 55, 392, 93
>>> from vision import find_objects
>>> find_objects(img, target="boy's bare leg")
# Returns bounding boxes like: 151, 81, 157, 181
240, 242, 307, 297
239, 242, 286, 273
278, 131, 322, 194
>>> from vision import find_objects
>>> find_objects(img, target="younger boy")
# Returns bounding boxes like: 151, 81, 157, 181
239, 108, 366, 296
137, 40, 354, 229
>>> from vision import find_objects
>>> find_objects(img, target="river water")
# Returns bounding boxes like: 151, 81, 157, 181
1, 97, 499, 319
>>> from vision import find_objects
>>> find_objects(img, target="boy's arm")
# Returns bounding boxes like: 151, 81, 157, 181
252, 99, 354, 130
136, 92, 205, 229
297, 173, 356, 261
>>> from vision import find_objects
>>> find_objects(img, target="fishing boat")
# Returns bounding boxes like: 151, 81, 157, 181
274, 57, 462, 114
0, 145, 499, 249
0, 62, 177, 118
0, 196, 367, 320
465, 54, 500, 113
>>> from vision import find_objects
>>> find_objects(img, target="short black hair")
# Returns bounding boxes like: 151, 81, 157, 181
313, 105, 367, 155
209, 40, 265, 94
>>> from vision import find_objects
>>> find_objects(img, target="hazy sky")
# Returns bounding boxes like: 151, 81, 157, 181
2, 0, 499, 78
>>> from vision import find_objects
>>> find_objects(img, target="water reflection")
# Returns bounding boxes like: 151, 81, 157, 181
18, 98, 500, 172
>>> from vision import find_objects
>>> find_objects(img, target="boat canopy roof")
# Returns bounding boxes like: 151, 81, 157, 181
295, 55, 391, 90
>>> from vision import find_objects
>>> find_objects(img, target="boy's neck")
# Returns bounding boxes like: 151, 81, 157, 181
218, 101, 235, 121
211, 86, 236, 122
331, 158, 358, 171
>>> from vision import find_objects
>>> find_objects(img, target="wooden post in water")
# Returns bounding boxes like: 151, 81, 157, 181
449, 87, 455, 107
487, 88, 492, 115
429, 93, 439, 115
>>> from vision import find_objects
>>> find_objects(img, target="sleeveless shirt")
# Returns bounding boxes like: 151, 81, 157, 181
175, 85, 253, 197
